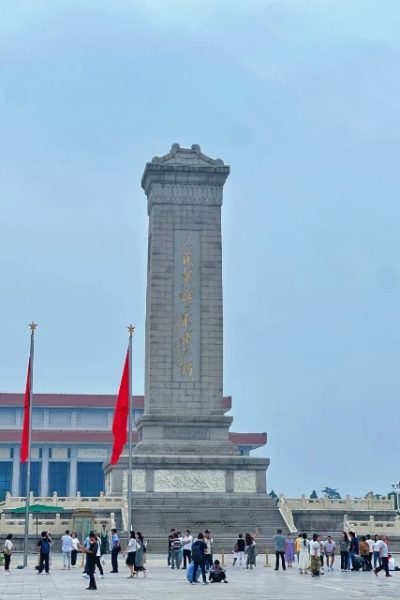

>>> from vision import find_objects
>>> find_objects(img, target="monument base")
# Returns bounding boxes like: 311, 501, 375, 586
104, 454, 288, 550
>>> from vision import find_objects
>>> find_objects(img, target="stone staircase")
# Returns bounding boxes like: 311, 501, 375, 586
123, 493, 288, 552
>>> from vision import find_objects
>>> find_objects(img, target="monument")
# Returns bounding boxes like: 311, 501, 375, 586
105, 144, 286, 545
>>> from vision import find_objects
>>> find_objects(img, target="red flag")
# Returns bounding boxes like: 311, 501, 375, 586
110, 350, 129, 465
20, 359, 31, 464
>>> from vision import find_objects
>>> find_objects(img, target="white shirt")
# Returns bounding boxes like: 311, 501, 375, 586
373, 541, 381, 552
71, 537, 80, 551
4, 540, 13, 553
127, 538, 137, 553
183, 535, 193, 551
310, 541, 321, 557
96, 537, 101, 557
61, 534, 73, 552
366, 539, 374, 552
324, 540, 336, 553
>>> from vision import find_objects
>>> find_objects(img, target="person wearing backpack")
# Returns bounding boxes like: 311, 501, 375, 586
37, 531, 51, 574
3, 533, 14, 574
190, 533, 208, 585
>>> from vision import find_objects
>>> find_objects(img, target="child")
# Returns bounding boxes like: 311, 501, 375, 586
209, 559, 228, 583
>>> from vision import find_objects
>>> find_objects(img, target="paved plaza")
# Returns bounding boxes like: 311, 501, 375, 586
1, 553, 399, 600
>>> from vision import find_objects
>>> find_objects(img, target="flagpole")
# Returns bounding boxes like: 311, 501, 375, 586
23, 321, 37, 568
127, 324, 135, 534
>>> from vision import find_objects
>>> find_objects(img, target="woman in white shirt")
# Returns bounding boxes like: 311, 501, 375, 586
71, 532, 80, 567
298, 533, 310, 575
3, 534, 14, 574
125, 530, 137, 578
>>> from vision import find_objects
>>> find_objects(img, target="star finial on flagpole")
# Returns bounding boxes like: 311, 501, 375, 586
127, 324, 136, 336
29, 322, 37, 332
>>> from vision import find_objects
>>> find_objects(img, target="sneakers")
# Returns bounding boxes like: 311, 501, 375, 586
202, 581, 209, 585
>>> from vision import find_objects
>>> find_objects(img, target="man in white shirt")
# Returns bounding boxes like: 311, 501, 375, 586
182, 530, 193, 569
366, 534, 374, 570
324, 536, 336, 571
310, 534, 322, 577
61, 530, 73, 570
374, 536, 391, 577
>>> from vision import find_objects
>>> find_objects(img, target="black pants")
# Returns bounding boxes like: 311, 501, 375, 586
368, 552, 373, 570
375, 557, 389, 576
183, 549, 191, 568
209, 571, 226, 582
38, 552, 49, 573
95, 556, 103, 576
111, 548, 119, 572
4, 553, 11, 571
71, 550, 78, 566
193, 559, 207, 583
340, 551, 349, 570
87, 562, 97, 589
275, 551, 286, 570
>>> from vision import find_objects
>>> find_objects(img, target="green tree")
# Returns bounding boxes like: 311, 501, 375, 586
310, 490, 318, 499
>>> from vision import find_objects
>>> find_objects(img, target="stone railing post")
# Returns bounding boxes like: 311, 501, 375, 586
301, 494, 306, 509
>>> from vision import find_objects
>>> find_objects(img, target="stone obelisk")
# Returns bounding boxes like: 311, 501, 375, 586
135, 143, 236, 457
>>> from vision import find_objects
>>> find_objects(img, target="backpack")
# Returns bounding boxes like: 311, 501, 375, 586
41, 540, 50, 554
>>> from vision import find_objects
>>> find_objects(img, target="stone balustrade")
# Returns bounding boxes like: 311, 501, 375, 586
344, 514, 400, 535
0, 511, 116, 535
277, 495, 297, 533
284, 494, 395, 511
2, 491, 124, 509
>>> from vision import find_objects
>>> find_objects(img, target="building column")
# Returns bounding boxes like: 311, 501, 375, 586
12, 446, 20, 496
69, 447, 78, 496
40, 447, 49, 497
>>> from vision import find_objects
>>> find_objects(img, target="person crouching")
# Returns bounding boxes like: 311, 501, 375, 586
209, 560, 228, 583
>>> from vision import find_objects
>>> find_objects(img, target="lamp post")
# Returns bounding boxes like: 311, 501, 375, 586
391, 481, 400, 512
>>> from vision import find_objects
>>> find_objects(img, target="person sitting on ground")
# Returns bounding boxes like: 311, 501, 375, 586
209, 559, 228, 583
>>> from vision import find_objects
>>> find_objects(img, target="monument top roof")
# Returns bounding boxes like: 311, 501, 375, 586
150, 143, 225, 167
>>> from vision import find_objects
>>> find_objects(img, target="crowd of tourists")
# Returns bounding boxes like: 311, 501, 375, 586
2, 525, 397, 588
273, 529, 396, 578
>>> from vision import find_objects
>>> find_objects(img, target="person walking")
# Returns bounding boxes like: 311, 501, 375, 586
285, 534, 295, 568
37, 531, 51, 574
182, 530, 193, 569
190, 533, 208, 585
235, 533, 246, 568
83, 533, 98, 590
245, 533, 257, 569
95, 534, 104, 578
71, 532, 80, 567
110, 528, 121, 573
309, 533, 322, 577
340, 531, 350, 571
374, 536, 391, 577
373, 534, 382, 569
134, 532, 147, 577
3, 534, 14, 574
298, 533, 309, 575
125, 530, 137, 579
61, 529, 73, 570
273, 529, 286, 571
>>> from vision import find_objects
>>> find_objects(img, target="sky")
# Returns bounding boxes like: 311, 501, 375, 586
1, 0, 400, 498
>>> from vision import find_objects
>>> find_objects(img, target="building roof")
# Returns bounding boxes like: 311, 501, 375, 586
0, 393, 233, 411
0, 429, 267, 447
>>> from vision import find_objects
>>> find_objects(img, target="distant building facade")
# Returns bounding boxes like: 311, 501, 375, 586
0, 393, 267, 500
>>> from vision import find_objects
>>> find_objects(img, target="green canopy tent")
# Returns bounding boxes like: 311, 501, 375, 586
12, 504, 64, 537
